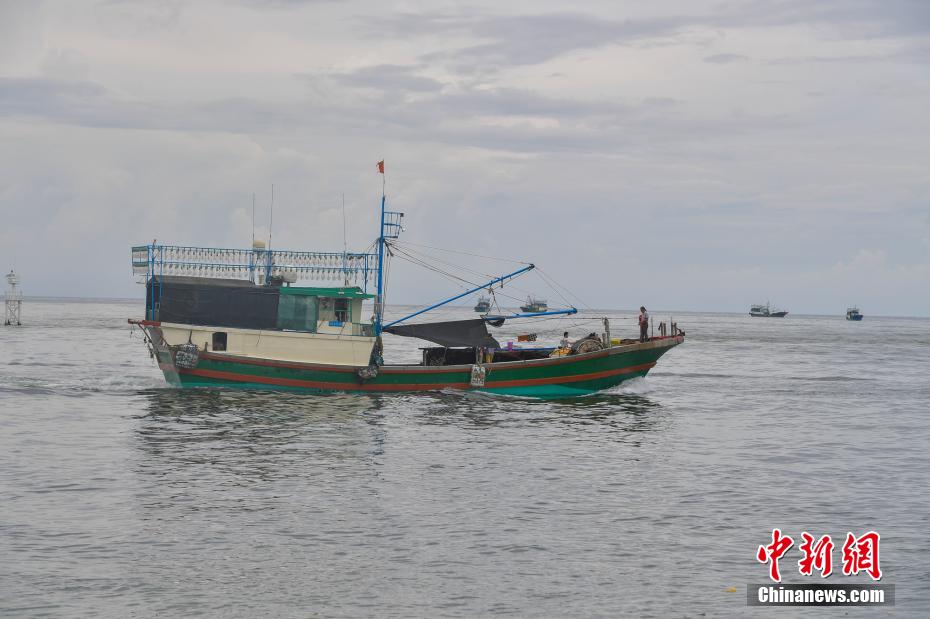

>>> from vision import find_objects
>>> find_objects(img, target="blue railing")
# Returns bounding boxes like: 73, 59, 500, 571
383, 211, 404, 239
132, 244, 378, 286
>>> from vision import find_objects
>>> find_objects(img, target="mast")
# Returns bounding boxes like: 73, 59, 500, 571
373, 161, 402, 336
375, 181, 386, 335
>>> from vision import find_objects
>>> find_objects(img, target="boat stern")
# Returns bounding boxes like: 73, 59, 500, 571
130, 319, 184, 387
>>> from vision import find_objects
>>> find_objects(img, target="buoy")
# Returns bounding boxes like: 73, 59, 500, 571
4, 270, 23, 326
726, 586, 737, 593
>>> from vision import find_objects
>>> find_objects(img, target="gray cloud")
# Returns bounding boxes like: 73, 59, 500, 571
768, 42, 930, 65
704, 53, 748, 64
370, 11, 692, 68
92, 0, 185, 35
363, 1, 930, 75
327, 64, 444, 93
724, 0, 930, 38
2, 72, 791, 159
0, 78, 110, 123
234, 0, 340, 6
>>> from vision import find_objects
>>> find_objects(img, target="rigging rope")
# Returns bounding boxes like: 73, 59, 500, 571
390, 242, 498, 282
536, 266, 594, 311
386, 245, 581, 323
389, 244, 481, 290
381, 239, 615, 324
534, 268, 575, 310
382, 244, 393, 314
392, 240, 530, 265
392, 243, 551, 307
387, 240, 585, 312
389, 243, 533, 307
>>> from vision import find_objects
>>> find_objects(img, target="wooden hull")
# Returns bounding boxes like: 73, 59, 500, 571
140, 323, 683, 398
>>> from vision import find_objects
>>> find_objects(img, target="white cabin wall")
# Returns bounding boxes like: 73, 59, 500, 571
158, 323, 375, 366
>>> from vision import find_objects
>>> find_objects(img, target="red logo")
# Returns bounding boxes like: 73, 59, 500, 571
798, 532, 834, 577
757, 528, 794, 582
758, 529, 881, 582
842, 531, 882, 580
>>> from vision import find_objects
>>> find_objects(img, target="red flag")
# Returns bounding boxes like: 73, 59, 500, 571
377, 160, 384, 174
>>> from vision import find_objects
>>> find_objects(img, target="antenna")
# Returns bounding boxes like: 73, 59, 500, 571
268, 183, 274, 251
342, 192, 349, 285
251, 193, 255, 247
342, 192, 349, 252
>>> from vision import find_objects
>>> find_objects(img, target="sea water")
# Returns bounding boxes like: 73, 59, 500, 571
1, 300, 928, 617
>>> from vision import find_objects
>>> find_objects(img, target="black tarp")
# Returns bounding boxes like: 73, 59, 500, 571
384, 319, 500, 348
147, 276, 280, 330
420, 346, 553, 366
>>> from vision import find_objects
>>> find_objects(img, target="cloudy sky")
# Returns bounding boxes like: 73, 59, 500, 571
1, 0, 928, 315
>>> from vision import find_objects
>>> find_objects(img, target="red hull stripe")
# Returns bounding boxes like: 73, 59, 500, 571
179, 361, 655, 391
198, 351, 359, 373
486, 362, 655, 388
183, 367, 469, 391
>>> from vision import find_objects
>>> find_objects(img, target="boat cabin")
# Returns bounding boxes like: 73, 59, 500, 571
146, 276, 373, 336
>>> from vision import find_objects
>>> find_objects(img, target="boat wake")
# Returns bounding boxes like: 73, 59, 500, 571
612, 376, 653, 395
0, 374, 166, 397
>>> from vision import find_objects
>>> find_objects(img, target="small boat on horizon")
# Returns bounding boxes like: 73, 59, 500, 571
846, 307, 863, 321
520, 296, 548, 313
473, 295, 491, 313
750, 302, 788, 318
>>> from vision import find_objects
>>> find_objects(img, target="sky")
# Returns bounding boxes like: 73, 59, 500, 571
0, 0, 928, 315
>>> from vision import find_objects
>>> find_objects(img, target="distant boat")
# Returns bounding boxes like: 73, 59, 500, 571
750, 302, 788, 318
520, 296, 548, 313
473, 295, 491, 313
846, 307, 863, 321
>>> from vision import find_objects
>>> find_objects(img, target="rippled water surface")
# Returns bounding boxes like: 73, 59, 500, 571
2, 300, 928, 617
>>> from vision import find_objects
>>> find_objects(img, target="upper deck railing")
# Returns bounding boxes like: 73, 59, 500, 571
132, 244, 378, 289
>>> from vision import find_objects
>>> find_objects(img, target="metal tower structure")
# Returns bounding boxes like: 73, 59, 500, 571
4, 270, 22, 326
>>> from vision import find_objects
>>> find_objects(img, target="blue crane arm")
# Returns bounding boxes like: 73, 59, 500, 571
484, 308, 578, 320
383, 264, 535, 328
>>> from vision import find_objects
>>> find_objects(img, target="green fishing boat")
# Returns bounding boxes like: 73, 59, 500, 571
130, 172, 683, 398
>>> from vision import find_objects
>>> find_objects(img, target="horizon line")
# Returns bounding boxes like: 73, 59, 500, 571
2, 294, 927, 320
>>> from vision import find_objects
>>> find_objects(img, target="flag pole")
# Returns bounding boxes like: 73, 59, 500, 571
375, 160, 386, 336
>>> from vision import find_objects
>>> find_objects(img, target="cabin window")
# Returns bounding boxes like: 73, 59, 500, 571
334, 298, 350, 323
277, 295, 318, 332
212, 332, 227, 351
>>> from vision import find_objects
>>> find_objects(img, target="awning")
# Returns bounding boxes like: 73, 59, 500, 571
280, 286, 374, 299
384, 319, 500, 348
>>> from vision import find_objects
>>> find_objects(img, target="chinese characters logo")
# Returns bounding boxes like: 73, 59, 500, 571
757, 529, 881, 582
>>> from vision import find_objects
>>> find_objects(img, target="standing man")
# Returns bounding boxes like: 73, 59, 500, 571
559, 331, 571, 350
638, 306, 649, 343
